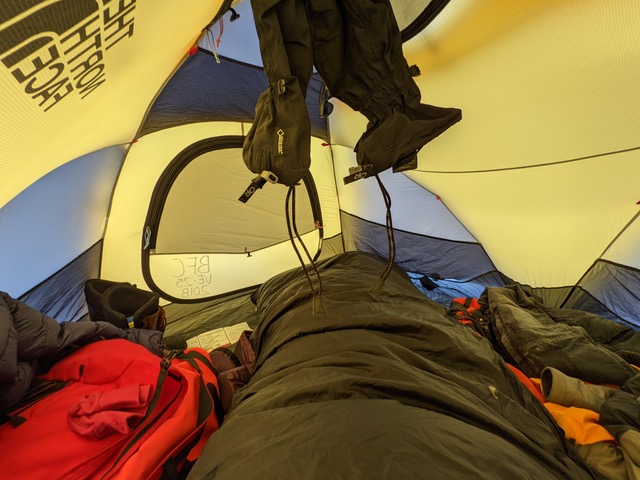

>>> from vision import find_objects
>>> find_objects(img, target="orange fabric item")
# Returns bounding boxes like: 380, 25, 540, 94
507, 363, 546, 403
530, 377, 542, 390
451, 298, 484, 335
451, 297, 481, 316
543, 403, 614, 445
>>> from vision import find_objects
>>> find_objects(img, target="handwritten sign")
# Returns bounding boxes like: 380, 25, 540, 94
172, 255, 212, 298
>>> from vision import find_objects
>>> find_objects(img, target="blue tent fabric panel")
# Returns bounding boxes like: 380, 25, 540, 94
19, 242, 102, 323
341, 211, 497, 280
408, 270, 510, 307
139, 51, 328, 139
0, 147, 123, 298
563, 287, 629, 328
569, 260, 640, 328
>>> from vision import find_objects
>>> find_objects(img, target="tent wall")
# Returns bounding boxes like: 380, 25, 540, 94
19, 243, 103, 322
326, 0, 640, 323
0, 147, 123, 301
103, 122, 242, 290
409, 155, 640, 288
0, 1, 638, 326
332, 143, 499, 282
139, 51, 328, 140
568, 260, 640, 326
401, 0, 640, 288
341, 211, 497, 279
199, 1, 263, 67
331, 145, 476, 243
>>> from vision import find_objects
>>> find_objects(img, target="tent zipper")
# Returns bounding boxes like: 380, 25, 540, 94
400, 0, 451, 43
143, 136, 245, 252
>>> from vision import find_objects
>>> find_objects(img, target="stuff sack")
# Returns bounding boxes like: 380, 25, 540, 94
0, 339, 221, 480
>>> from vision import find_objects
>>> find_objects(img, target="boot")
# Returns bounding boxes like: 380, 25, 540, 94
84, 279, 131, 323
101, 284, 166, 332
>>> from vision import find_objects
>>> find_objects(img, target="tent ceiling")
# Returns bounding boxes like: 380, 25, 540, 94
0, 0, 224, 209
200, 1, 262, 66
1, 0, 639, 317
405, 0, 640, 172
329, 0, 640, 289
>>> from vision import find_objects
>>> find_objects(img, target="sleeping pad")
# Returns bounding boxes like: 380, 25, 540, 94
187, 252, 595, 479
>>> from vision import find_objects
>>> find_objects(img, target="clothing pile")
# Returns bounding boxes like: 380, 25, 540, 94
450, 285, 640, 479
0, 288, 163, 413
1, 284, 220, 480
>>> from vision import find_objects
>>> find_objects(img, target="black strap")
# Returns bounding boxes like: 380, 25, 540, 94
102, 361, 172, 477
0, 379, 69, 426
210, 346, 241, 368
238, 171, 278, 203
160, 457, 180, 480
180, 349, 220, 372
159, 353, 225, 478
0, 414, 27, 427
159, 379, 211, 479
180, 355, 225, 426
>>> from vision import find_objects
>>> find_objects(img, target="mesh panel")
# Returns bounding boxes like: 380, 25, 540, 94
570, 260, 640, 327
155, 147, 315, 254
19, 243, 102, 323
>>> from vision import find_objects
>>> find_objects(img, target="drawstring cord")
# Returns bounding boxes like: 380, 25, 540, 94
216, 17, 224, 48
205, 24, 221, 63
285, 185, 326, 315
370, 174, 396, 297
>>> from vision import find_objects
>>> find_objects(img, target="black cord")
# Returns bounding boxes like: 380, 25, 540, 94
285, 186, 325, 314
370, 174, 396, 296
290, 187, 324, 298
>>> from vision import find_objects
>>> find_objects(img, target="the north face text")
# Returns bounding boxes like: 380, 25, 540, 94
0, 0, 137, 112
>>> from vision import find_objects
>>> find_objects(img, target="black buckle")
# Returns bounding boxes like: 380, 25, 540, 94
238, 171, 279, 203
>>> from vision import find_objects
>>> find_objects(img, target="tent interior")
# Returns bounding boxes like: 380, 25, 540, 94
1, 0, 640, 478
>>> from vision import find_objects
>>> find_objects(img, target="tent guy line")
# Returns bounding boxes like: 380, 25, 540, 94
415, 145, 640, 175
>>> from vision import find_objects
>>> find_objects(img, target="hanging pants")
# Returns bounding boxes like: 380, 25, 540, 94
244, 0, 462, 186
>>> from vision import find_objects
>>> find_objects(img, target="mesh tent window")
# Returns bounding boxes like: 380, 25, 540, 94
142, 136, 322, 302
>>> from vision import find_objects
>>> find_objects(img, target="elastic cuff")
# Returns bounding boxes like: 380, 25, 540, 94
357, 63, 420, 122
